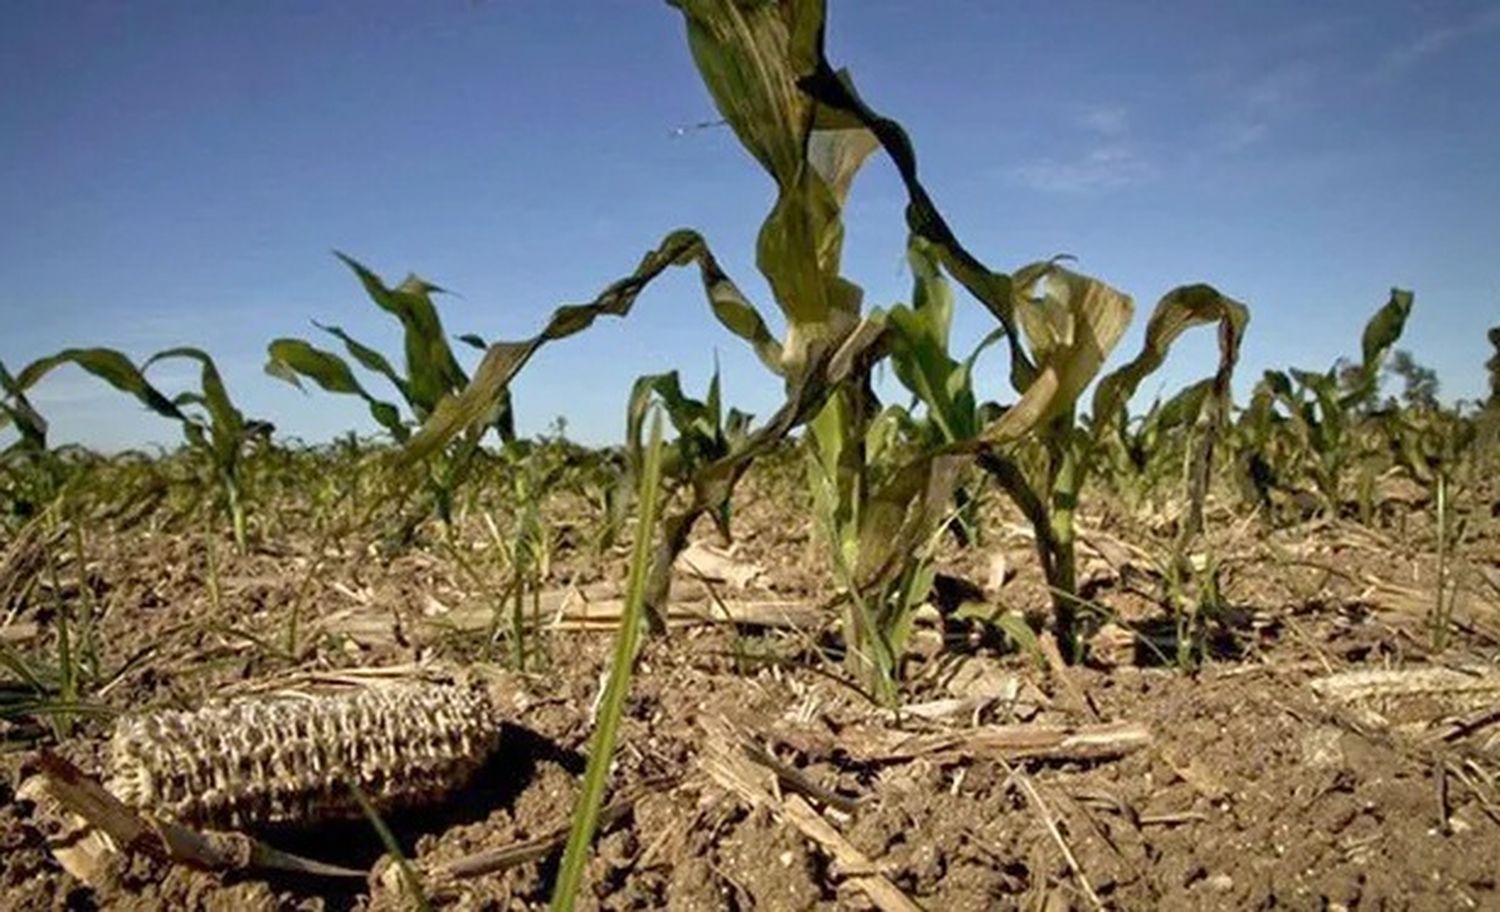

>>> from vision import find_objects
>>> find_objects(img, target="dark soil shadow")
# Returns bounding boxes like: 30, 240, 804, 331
1114, 606, 1266, 667
223, 721, 585, 909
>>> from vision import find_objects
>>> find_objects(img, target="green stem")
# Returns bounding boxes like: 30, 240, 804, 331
1433, 472, 1449, 650
550, 412, 666, 912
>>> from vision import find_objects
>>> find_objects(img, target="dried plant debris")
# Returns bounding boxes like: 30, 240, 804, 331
104, 681, 502, 829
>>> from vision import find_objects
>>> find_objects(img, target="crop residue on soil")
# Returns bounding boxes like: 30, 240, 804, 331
3, 466, 1500, 911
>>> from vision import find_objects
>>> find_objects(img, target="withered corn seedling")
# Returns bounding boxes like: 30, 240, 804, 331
105, 680, 501, 829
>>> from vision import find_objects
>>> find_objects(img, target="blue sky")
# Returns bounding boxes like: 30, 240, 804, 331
3, 1, 1497, 451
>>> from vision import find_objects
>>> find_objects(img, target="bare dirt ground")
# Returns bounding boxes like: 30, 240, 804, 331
3, 467, 1499, 910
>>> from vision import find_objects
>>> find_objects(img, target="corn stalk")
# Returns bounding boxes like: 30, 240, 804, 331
9, 348, 269, 551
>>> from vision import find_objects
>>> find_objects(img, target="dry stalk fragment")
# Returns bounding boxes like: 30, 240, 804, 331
104, 681, 501, 829
1310, 667, 1500, 704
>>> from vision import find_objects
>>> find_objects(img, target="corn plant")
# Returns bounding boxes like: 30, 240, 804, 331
8, 347, 270, 551
0, 359, 47, 454
1380, 404, 1478, 647
866, 245, 1247, 659
396, 0, 896, 634
626, 365, 751, 539
551, 412, 666, 912
562, 447, 632, 558
480, 439, 566, 670
265, 254, 513, 534
1239, 289, 1413, 516
1, 364, 55, 529
1488, 327, 1500, 409
803, 380, 957, 703
797, 238, 991, 697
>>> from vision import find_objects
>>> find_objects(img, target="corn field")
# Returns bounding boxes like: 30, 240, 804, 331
3, 2, 1500, 909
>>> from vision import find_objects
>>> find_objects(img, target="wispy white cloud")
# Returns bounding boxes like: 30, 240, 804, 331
1210, 60, 1316, 153
1007, 105, 1154, 193
1214, 119, 1270, 153
1376, 5, 1500, 78
1008, 144, 1155, 194
1078, 105, 1129, 137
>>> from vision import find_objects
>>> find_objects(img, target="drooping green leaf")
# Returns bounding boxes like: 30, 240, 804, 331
669, 0, 875, 369
400, 230, 782, 465
334, 253, 468, 418
144, 347, 245, 462
264, 338, 408, 440
16, 348, 184, 422
312, 320, 413, 404
1091, 284, 1249, 433
797, 33, 1034, 393
0, 359, 48, 450
975, 261, 1133, 445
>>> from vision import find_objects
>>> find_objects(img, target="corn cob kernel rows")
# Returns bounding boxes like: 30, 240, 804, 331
104, 681, 501, 829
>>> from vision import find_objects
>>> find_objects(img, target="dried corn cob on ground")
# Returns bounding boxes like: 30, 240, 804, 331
104, 681, 502, 829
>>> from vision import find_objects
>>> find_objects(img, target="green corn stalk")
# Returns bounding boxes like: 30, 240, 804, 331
398, 0, 890, 631
9, 348, 269, 552
484, 439, 565, 670
972, 271, 1249, 660
797, 237, 994, 697
1487, 327, 1500, 410
550, 411, 666, 912
804, 377, 960, 703
1241, 289, 1413, 515
625, 365, 751, 539
265, 254, 513, 534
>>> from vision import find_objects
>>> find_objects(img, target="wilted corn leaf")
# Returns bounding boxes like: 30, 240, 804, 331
1342, 288, 1414, 408
399, 229, 779, 465
796, 29, 1033, 393
670, 0, 875, 369
0, 360, 48, 451
406, 1, 868, 472
265, 338, 407, 440
16, 349, 183, 422
976, 261, 1132, 447
851, 451, 968, 593
1090, 285, 1248, 541
1091, 284, 1248, 433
